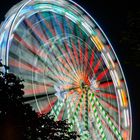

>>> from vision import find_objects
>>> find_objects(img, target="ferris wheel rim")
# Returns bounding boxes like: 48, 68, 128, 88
0, 0, 132, 139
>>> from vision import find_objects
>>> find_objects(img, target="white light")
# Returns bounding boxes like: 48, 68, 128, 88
124, 109, 128, 128
117, 89, 123, 107
5, 14, 15, 29
65, 12, 78, 23
101, 52, 110, 69
126, 109, 130, 127
110, 70, 118, 87
81, 22, 92, 34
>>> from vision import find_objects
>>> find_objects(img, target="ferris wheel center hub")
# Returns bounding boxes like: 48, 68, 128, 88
79, 80, 90, 93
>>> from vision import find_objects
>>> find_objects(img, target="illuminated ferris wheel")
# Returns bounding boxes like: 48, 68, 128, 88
0, 0, 132, 139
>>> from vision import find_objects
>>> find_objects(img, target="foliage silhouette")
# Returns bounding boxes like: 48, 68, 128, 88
0, 64, 79, 140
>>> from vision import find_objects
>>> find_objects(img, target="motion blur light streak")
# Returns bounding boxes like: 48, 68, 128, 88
0, 0, 132, 139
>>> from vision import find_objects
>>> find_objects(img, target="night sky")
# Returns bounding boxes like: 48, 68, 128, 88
0, 0, 139, 139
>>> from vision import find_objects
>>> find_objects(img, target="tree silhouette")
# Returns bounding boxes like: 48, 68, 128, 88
0, 63, 79, 140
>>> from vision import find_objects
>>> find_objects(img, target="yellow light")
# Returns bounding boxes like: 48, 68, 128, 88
121, 89, 128, 107
91, 35, 104, 51
122, 130, 129, 140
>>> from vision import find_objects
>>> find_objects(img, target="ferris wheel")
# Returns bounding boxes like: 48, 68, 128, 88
0, 0, 132, 139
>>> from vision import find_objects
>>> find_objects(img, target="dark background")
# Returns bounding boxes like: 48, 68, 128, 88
0, 0, 139, 139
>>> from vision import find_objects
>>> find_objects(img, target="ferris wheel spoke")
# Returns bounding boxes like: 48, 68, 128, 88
60, 96, 74, 121
24, 80, 53, 87
24, 83, 53, 93
51, 13, 64, 36
33, 14, 49, 42
96, 96, 118, 113
40, 13, 56, 38
64, 41, 78, 71
24, 96, 57, 113
78, 39, 84, 72
24, 18, 47, 44
34, 95, 57, 114
45, 62, 63, 81
93, 56, 102, 75
47, 56, 74, 82
49, 99, 60, 115
13, 33, 49, 65
65, 17, 74, 35
49, 99, 65, 121
96, 92, 116, 100
66, 96, 75, 124
9, 56, 45, 75
96, 68, 109, 81
23, 92, 54, 103
69, 94, 84, 132
49, 14, 61, 37
84, 92, 89, 131
89, 51, 95, 69
65, 18, 80, 67
44, 65, 60, 81
64, 96, 84, 139
45, 66, 74, 85
88, 93, 107, 140
55, 60, 76, 82
22, 77, 55, 89
87, 51, 96, 77
48, 93, 66, 121
68, 39, 79, 69
35, 14, 49, 41
57, 44, 79, 79
62, 21, 80, 72
67, 94, 83, 136
39, 96, 58, 114
47, 42, 77, 79
81, 92, 91, 139
90, 91, 123, 140
100, 118, 117, 140
43, 55, 66, 79
57, 105, 66, 121
83, 42, 89, 73
54, 43, 75, 73
99, 81, 113, 88
23, 84, 49, 95
71, 38, 80, 67
23, 88, 45, 96
62, 15, 71, 38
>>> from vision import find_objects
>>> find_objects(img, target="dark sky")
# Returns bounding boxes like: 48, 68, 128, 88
0, 0, 139, 139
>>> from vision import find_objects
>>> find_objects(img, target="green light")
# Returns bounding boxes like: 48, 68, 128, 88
91, 91, 123, 140
69, 94, 84, 132
89, 94, 107, 140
